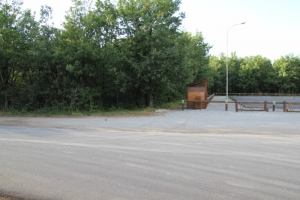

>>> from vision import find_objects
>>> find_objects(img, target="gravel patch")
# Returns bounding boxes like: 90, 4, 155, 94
154, 109, 169, 113
0, 96, 299, 134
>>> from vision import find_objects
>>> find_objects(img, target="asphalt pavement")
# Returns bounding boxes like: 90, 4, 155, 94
1, 101, 300, 200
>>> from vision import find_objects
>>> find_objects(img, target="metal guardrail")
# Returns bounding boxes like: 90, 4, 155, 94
215, 93, 300, 97
207, 93, 215, 101
181, 100, 234, 111
235, 101, 269, 112
235, 101, 300, 112
181, 99, 300, 112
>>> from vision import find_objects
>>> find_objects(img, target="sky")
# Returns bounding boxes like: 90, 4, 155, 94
21, 0, 300, 61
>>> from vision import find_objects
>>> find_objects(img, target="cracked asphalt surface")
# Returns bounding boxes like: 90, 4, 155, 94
1, 100, 300, 200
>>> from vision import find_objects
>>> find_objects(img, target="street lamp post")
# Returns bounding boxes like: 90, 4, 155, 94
226, 22, 245, 111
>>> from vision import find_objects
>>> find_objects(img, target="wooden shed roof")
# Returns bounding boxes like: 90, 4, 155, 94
186, 79, 208, 87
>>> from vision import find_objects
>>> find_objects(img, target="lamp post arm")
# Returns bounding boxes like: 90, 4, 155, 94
227, 22, 246, 58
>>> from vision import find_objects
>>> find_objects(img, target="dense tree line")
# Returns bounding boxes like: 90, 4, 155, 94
0, 0, 210, 110
208, 53, 300, 94
1, 0, 300, 111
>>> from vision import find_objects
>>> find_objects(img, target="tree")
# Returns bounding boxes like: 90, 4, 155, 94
237, 57, 260, 93
26, 5, 61, 109
255, 56, 277, 92
0, 0, 212, 111
0, 0, 40, 109
209, 55, 225, 93
117, 0, 185, 107
228, 52, 241, 93
236, 56, 275, 93
273, 55, 300, 93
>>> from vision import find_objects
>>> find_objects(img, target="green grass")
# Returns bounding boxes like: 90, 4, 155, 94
154, 100, 182, 110
0, 107, 157, 117
0, 100, 183, 117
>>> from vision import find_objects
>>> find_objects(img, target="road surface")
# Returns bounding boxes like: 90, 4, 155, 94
1, 107, 300, 199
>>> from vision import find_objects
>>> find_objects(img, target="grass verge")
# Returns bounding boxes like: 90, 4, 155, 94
0, 100, 183, 117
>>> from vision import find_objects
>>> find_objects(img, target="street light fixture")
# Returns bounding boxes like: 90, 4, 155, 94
226, 22, 246, 111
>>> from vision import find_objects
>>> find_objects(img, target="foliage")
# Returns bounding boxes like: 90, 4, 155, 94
273, 55, 300, 93
208, 54, 298, 94
1, 0, 300, 113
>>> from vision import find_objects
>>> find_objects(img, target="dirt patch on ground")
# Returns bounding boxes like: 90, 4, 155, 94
0, 193, 40, 200
0, 197, 32, 200
0, 120, 30, 127
0, 194, 25, 200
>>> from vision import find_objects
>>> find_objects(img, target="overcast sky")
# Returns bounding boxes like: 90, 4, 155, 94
21, 0, 300, 61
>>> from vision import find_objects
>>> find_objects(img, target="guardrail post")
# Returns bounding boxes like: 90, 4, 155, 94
264, 101, 267, 111
225, 100, 228, 111
235, 101, 238, 112
182, 100, 184, 111
283, 101, 286, 112
272, 101, 276, 112
200, 98, 202, 110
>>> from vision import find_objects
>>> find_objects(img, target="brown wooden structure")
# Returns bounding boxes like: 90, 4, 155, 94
186, 79, 208, 109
